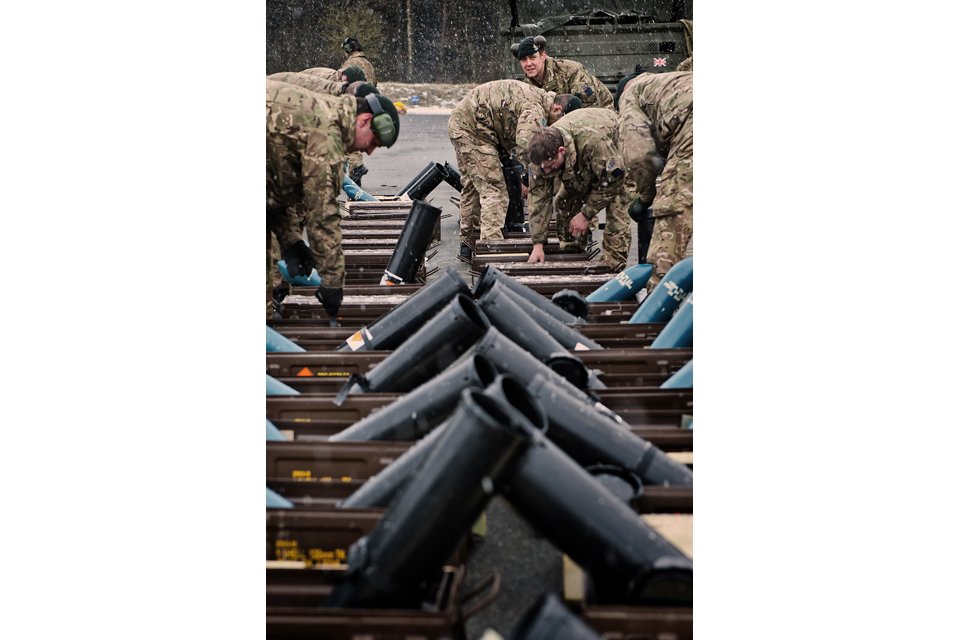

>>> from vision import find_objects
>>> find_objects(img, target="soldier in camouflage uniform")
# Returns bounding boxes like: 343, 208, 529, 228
266, 82, 399, 321
447, 80, 576, 250
268, 73, 344, 98
526, 109, 631, 271
296, 65, 367, 84
616, 71, 693, 290
339, 37, 378, 186
265, 75, 375, 306
301, 67, 346, 81
512, 36, 614, 110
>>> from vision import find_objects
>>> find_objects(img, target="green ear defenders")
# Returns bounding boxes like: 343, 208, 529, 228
364, 94, 398, 148
342, 37, 360, 54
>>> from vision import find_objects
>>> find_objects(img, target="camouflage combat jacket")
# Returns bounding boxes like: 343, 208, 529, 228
265, 84, 356, 251
528, 109, 625, 244
267, 72, 346, 97
339, 51, 377, 87
300, 67, 342, 81
524, 56, 613, 110
448, 80, 555, 164
618, 71, 692, 204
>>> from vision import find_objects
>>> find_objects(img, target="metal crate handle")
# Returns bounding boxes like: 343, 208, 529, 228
459, 572, 502, 621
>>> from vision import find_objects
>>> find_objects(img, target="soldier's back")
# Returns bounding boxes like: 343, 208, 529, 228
340, 52, 376, 87
632, 72, 692, 118
267, 72, 344, 96
555, 107, 619, 139
300, 67, 341, 81
266, 83, 352, 134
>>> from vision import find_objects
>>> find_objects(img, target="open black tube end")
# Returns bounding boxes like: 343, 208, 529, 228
630, 563, 694, 607
460, 388, 539, 445
472, 265, 498, 298
483, 374, 549, 436
545, 353, 590, 388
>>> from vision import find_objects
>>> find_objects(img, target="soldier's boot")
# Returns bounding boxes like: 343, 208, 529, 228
350, 165, 369, 187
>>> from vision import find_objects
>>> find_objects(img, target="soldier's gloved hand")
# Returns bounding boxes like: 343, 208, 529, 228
315, 286, 344, 321
282, 240, 315, 278
628, 197, 653, 223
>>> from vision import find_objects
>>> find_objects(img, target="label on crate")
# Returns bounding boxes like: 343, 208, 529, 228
345, 331, 365, 351
380, 269, 403, 286
308, 548, 347, 565
274, 539, 303, 562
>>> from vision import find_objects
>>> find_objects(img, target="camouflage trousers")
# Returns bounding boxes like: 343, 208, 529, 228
554, 190, 631, 271
645, 209, 693, 291
449, 122, 508, 243
652, 116, 693, 220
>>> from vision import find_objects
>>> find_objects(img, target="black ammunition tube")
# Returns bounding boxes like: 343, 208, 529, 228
396, 161, 435, 197
586, 464, 644, 510
325, 390, 539, 609
338, 369, 548, 509
340, 294, 490, 398
442, 161, 463, 191
479, 281, 603, 351
502, 437, 693, 605
505, 592, 604, 640
404, 162, 449, 201
473, 266, 584, 326
481, 373, 549, 435
476, 288, 606, 389
550, 289, 590, 320
330, 353, 499, 442
381, 200, 443, 285
527, 373, 693, 487
336, 268, 470, 351
337, 418, 449, 509
468, 328, 622, 423
502, 156, 526, 232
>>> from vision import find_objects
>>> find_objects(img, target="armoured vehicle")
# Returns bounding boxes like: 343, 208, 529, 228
499, 1, 693, 91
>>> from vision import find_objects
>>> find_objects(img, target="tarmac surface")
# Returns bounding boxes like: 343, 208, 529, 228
351, 112, 647, 638
360, 112, 473, 285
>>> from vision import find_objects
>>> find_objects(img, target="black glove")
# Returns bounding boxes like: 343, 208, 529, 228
628, 197, 652, 223
282, 240, 315, 278
315, 285, 344, 319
